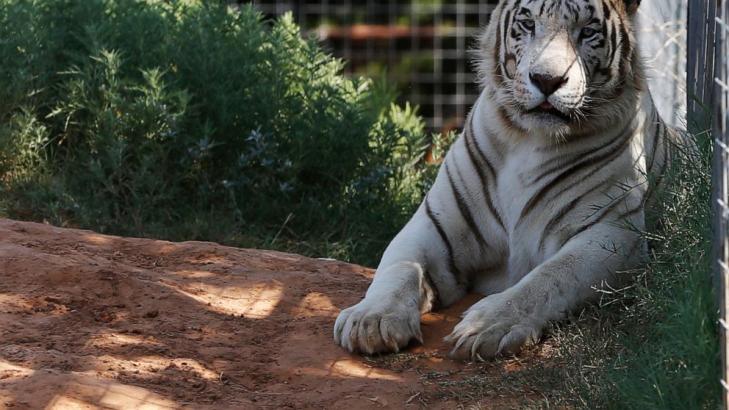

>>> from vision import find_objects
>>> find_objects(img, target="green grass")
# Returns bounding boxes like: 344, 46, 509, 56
546, 131, 721, 409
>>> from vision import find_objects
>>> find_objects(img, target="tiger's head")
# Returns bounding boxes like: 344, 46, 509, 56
477, 0, 644, 137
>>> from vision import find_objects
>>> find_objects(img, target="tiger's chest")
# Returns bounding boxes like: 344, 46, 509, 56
494, 147, 553, 263
489, 137, 640, 275
495, 143, 574, 226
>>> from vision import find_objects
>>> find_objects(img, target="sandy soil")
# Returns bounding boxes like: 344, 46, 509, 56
0, 218, 556, 409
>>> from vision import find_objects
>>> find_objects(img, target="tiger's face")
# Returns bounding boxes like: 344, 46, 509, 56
481, 0, 642, 136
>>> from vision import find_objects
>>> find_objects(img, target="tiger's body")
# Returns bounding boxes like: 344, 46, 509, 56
334, 0, 688, 360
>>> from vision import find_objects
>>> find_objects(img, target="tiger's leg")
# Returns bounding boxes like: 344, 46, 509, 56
333, 207, 467, 354
446, 224, 643, 360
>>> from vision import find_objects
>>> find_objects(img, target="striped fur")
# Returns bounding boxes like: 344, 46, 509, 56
334, 0, 689, 360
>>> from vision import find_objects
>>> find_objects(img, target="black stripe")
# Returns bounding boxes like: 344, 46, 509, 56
561, 197, 624, 248
602, 0, 612, 20
463, 121, 489, 185
565, 206, 644, 267
463, 121, 506, 230
425, 196, 463, 285
535, 135, 616, 178
604, 21, 618, 76
538, 180, 606, 251
547, 128, 636, 204
468, 116, 498, 179
501, 9, 513, 79
521, 117, 637, 220
563, 163, 655, 249
445, 161, 489, 249
531, 114, 636, 186
617, 22, 632, 79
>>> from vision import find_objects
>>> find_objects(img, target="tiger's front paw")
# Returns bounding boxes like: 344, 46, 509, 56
445, 294, 542, 361
333, 298, 422, 355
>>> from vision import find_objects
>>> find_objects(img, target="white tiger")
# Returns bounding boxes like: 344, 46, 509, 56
334, 0, 688, 360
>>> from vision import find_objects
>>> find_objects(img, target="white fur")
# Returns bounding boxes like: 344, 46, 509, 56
334, 0, 684, 360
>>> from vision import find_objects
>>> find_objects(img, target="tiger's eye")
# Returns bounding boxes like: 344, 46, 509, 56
521, 19, 535, 31
580, 27, 598, 38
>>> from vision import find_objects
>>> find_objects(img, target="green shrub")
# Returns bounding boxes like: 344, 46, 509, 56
0, 0, 443, 265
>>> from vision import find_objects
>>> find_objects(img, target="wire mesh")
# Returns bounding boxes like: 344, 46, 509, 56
249, 0, 498, 132
688, 0, 728, 406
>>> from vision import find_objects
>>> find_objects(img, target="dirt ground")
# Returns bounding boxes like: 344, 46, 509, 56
0, 218, 559, 409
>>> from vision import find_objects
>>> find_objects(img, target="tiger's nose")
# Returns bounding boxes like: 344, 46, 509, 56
529, 73, 568, 97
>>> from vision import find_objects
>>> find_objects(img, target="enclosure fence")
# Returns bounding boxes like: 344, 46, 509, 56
688, 0, 728, 406
716, 2, 729, 406
250, 0, 499, 132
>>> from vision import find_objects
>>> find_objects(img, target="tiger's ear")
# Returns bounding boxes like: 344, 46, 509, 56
624, 0, 641, 15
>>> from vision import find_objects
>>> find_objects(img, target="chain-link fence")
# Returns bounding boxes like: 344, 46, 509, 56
688, 0, 728, 406
249, 1, 690, 134
250, 0, 498, 132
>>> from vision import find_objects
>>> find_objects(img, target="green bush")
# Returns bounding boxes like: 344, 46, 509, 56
0, 0, 444, 265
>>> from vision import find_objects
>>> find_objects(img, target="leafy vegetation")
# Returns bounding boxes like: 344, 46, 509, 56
0, 0, 447, 266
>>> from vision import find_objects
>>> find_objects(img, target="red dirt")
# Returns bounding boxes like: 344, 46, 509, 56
0, 218, 556, 409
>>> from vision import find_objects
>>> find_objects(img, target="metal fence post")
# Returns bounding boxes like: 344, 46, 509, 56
714, 1, 729, 406
688, 0, 727, 406
688, 0, 729, 409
